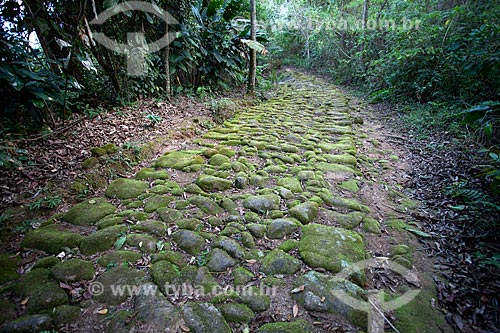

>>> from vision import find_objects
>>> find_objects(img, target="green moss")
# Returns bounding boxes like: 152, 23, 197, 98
80, 225, 127, 255
394, 288, 449, 332
91, 147, 107, 156
288, 201, 318, 224
218, 147, 236, 157
196, 175, 233, 192
243, 194, 280, 214
209, 154, 231, 166
315, 162, 357, 174
22, 224, 84, 254
189, 195, 222, 215
233, 267, 254, 285
51, 259, 95, 282
98, 250, 142, 267
324, 154, 357, 166
279, 239, 299, 252
126, 233, 159, 253
105, 178, 149, 199
144, 195, 174, 213
82, 157, 99, 169
339, 179, 359, 193
62, 197, 115, 226
0, 254, 20, 284
154, 151, 205, 169
103, 143, 119, 154
132, 220, 167, 236
219, 303, 254, 323
362, 217, 381, 234
32, 256, 59, 269
277, 177, 303, 193
299, 224, 365, 285
96, 216, 124, 229
260, 249, 301, 275
53, 304, 81, 326
256, 320, 311, 333
135, 168, 170, 180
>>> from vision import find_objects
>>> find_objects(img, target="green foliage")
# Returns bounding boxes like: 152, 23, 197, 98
14, 218, 42, 233
196, 249, 210, 266
145, 114, 162, 125
29, 195, 62, 211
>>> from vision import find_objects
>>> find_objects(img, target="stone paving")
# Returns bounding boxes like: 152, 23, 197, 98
0, 72, 440, 332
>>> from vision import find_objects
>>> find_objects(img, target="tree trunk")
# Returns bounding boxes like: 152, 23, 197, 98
164, 21, 171, 98
362, 0, 370, 31
247, 0, 257, 95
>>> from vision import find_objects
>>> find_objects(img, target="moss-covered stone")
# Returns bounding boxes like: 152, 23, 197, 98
233, 267, 254, 285
51, 259, 95, 282
246, 223, 267, 238
0, 314, 54, 332
80, 225, 127, 255
126, 233, 158, 253
185, 184, 206, 195
132, 220, 166, 236
196, 175, 233, 192
105, 178, 149, 199
277, 177, 303, 193
157, 208, 183, 223
32, 256, 59, 269
362, 216, 381, 234
299, 224, 365, 285
98, 250, 142, 267
154, 151, 204, 170
144, 194, 175, 213
321, 209, 364, 229
96, 216, 125, 229
260, 249, 301, 275
53, 304, 80, 327
315, 162, 357, 174
215, 237, 245, 260
288, 201, 318, 224
219, 303, 254, 323
243, 194, 280, 214
22, 224, 84, 254
189, 195, 222, 215
279, 239, 299, 252
13, 268, 68, 314
93, 266, 146, 305
181, 266, 219, 293
256, 320, 311, 333
209, 154, 231, 166
266, 218, 299, 239
151, 260, 181, 295
91, 147, 107, 156
0, 299, 16, 326
0, 254, 20, 284
218, 147, 236, 157
207, 248, 237, 272
82, 157, 99, 169
62, 198, 115, 226
135, 168, 170, 180
172, 229, 206, 255
182, 302, 231, 333
241, 231, 255, 248
292, 270, 366, 328
339, 179, 359, 193
239, 286, 271, 312
324, 154, 357, 166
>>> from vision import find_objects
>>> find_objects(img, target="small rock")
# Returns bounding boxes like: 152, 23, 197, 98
196, 175, 233, 192
215, 237, 245, 260
80, 225, 127, 255
243, 194, 280, 214
51, 259, 95, 282
277, 177, 303, 193
105, 178, 149, 199
267, 218, 299, 239
288, 201, 318, 224
134, 283, 182, 330
154, 151, 204, 169
209, 154, 231, 166
219, 303, 254, 323
182, 302, 231, 333
94, 266, 146, 305
260, 249, 301, 275
172, 230, 206, 255
240, 286, 270, 312
189, 195, 222, 215
233, 267, 254, 285
207, 249, 237, 272
0, 314, 53, 333
62, 198, 115, 226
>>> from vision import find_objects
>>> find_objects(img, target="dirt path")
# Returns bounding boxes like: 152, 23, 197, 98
0, 71, 452, 332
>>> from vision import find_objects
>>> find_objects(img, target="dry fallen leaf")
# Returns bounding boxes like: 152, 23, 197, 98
293, 304, 299, 317
291, 285, 305, 294
96, 308, 108, 315
246, 259, 257, 264
21, 297, 29, 305
180, 325, 190, 332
